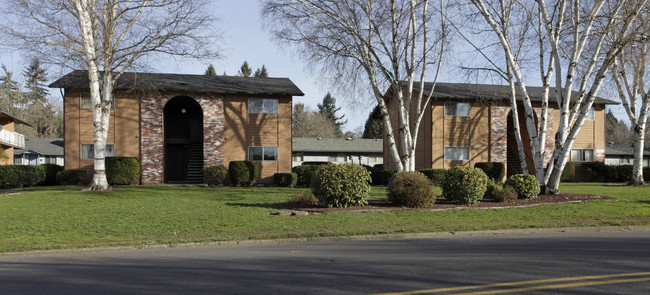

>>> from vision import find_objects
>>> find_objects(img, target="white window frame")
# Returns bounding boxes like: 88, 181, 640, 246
81, 93, 114, 110
81, 144, 115, 160
248, 146, 278, 162
444, 146, 470, 161
444, 102, 470, 117
570, 148, 594, 162
248, 98, 278, 114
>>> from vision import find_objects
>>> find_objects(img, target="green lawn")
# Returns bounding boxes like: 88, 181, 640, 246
0, 183, 648, 252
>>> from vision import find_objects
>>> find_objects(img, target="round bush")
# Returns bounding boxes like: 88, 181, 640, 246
504, 174, 540, 199
388, 171, 435, 208
442, 166, 489, 205
204, 166, 227, 186
106, 157, 141, 185
492, 185, 518, 202
310, 163, 371, 208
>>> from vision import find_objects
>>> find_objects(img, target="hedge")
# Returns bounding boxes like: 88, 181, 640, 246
474, 162, 505, 183
106, 157, 141, 185
228, 161, 259, 187
0, 165, 46, 189
204, 166, 228, 186
40, 164, 64, 186
57, 169, 89, 186
418, 168, 447, 186
293, 165, 319, 186
273, 173, 298, 187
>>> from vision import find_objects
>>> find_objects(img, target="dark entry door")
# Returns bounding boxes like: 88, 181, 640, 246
163, 97, 203, 183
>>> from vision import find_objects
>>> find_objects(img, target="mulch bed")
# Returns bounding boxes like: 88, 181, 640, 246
279, 194, 616, 214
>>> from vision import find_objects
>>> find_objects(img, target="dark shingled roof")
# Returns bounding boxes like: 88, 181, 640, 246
413, 82, 618, 105
0, 111, 32, 127
605, 142, 650, 156
49, 70, 304, 96
14, 138, 64, 156
292, 138, 383, 153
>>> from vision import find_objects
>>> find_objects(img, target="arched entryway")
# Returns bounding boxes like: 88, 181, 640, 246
507, 107, 537, 177
163, 96, 203, 183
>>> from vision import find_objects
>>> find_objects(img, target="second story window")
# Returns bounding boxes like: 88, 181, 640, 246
444, 102, 470, 117
81, 93, 114, 110
248, 98, 278, 114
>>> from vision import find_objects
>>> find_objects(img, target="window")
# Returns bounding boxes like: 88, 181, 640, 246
586, 107, 595, 120
444, 102, 470, 117
292, 153, 304, 162
81, 144, 115, 160
248, 146, 278, 161
444, 146, 470, 161
570, 148, 594, 162
248, 98, 278, 114
81, 93, 114, 110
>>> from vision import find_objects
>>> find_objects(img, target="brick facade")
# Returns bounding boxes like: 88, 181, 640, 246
490, 105, 556, 173
140, 94, 225, 184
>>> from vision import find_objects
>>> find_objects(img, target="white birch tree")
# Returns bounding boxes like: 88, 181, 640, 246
610, 14, 650, 185
469, 0, 647, 194
2, 0, 217, 190
261, 0, 447, 171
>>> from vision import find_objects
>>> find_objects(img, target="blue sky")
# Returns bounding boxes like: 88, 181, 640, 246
0, 0, 628, 130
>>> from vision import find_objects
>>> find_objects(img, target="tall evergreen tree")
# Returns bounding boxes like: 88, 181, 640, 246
238, 61, 252, 77
204, 64, 217, 76
22, 59, 62, 137
254, 65, 269, 77
317, 92, 346, 137
362, 105, 384, 139
0, 65, 22, 116
292, 103, 335, 138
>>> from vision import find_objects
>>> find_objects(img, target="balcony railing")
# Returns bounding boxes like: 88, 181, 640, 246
0, 129, 25, 149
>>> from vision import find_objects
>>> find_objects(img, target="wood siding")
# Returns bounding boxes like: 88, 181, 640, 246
64, 90, 140, 171
223, 95, 292, 182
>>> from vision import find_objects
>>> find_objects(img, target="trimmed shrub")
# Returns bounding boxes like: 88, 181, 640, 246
616, 165, 633, 182
293, 165, 318, 186
442, 166, 489, 205
370, 169, 396, 185
505, 174, 540, 199
106, 157, 140, 185
56, 169, 89, 186
40, 164, 64, 186
228, 161, 259, 187
273, 173, 298, 187
302, 161, 330, 166
561, 162, 575, 182
492, 185, 518, 202
483, 179, 500, 199
474, 162, 505, 183
388, 171, 435, 208
418, 168, 447, 186
310, 163, 371, 207
286, 189, 318, 206
644, 167, 650, 181
582, 161, 618, 182
203, 166, 228, 186
0, 165, 46, 189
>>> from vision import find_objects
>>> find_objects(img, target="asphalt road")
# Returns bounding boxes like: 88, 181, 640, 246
0, 230, 648, 294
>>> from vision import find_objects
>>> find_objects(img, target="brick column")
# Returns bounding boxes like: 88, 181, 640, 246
490, 105, 510, 164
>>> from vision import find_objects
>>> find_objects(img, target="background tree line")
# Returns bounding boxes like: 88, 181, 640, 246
0, 59, 62, 138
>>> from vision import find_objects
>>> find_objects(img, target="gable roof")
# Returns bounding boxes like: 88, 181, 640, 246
605, 142, 650, 156
411, 82, 618, 105
292, 137, 383, 153
49, 70, 305, 96
14, 138, 64, 156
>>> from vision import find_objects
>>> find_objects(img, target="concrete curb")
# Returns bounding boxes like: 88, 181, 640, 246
3, 225, 649, 257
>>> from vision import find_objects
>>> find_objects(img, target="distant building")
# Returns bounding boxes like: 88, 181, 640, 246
604, 142, 650, 166
14, 138, 64, 166
292, 137, 383, 167
0, 111, 30, 165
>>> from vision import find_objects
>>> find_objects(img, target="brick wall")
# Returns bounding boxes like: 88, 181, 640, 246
140, 94, 225, 184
